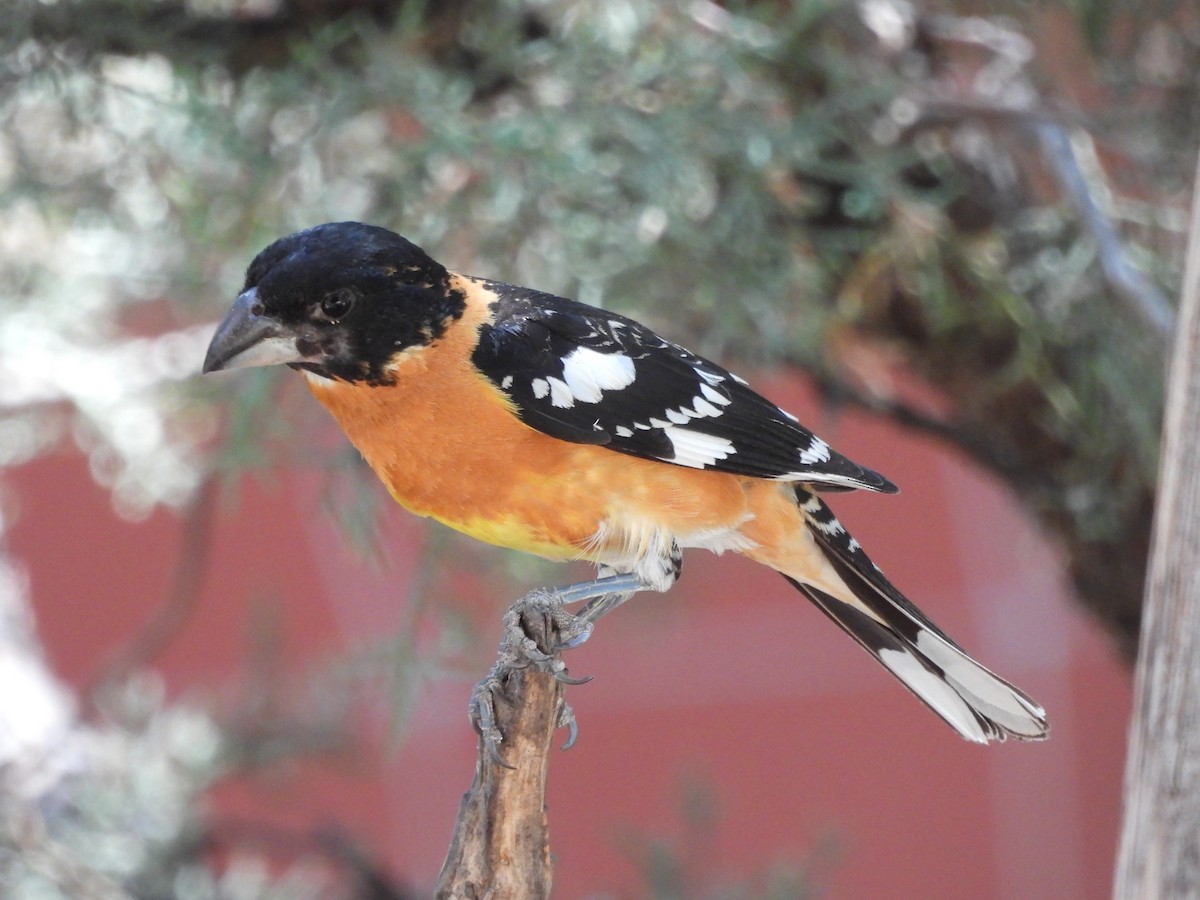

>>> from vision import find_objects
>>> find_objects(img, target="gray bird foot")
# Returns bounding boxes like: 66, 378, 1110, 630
468, 588, 597, 768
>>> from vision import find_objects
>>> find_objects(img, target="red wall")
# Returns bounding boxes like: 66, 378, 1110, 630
10, 372, 1131, 898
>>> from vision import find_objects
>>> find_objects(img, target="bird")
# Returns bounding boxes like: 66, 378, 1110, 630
203, 221, 1048, 744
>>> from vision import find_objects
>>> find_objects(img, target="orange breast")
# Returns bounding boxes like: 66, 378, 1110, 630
301, 289, 756, 566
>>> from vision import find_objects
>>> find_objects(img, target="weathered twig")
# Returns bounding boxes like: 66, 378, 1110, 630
435, 594, 576, 899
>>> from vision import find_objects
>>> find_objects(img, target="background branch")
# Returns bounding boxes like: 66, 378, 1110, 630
15, 0, 405, 72
1033, 122, 1175, 341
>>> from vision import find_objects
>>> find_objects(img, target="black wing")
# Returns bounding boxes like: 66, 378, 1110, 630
470, 280, 896, 492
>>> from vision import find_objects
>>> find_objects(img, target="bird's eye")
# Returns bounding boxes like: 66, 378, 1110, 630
320, 288, 356, 321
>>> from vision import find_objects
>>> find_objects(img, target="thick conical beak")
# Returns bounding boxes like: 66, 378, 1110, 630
203, 288, 304, 373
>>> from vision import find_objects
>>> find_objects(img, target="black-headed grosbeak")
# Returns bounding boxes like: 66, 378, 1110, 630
203, 221, 1048, 743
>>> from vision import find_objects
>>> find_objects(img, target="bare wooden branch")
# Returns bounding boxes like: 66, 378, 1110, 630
1112, 149, 1200, 897
435, 602, 567, 899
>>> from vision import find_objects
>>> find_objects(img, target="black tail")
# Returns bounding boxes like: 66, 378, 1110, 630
791, 489, 1048, 743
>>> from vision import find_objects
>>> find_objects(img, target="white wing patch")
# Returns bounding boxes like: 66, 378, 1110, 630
666, 408, 690, 424
699, 383, 731, 405
691, 396, 725, 418
665, 386, 729, 424
560, 347, 636, 403
662, 426, 735, 468
546, 376, 574, 408
531, 378, 550, 399
798, 436, 832, 465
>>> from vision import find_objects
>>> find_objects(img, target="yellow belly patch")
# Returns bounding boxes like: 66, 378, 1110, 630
440, 511, 582, 562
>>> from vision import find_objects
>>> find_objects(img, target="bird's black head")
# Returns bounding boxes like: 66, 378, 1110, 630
202, 222, 466, 384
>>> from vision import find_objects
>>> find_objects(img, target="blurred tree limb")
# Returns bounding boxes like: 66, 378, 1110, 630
14, 0, 407, 73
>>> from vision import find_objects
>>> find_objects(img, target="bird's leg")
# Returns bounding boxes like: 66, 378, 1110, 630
550, 572, 648, 641
468, 574, 651, 766
564, 543, 680, 629
495, 572, 651, 663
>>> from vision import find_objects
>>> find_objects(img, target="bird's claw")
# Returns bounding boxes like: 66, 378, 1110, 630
516, 635, 592, 684
555, 670, 593, 686
469, 667, 516, 769
502, 588, 595, 683
558, 699, 579, 751
468, 587, 598, 766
